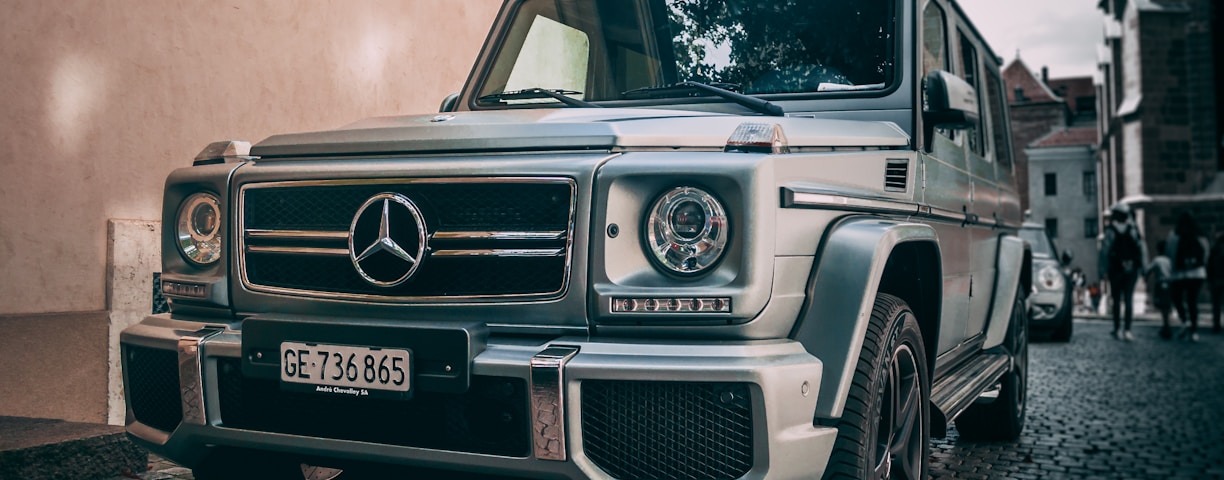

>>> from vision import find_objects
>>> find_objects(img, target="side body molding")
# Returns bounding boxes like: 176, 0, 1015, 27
982, 234, 1029, 349
791, 216, 939, 419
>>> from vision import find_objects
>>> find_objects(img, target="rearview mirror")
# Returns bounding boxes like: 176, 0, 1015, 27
923, 70, 978, 129
439, 93, 460, 113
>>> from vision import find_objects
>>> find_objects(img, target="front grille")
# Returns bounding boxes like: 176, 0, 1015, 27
582, 381, 754, 480
216, 358, 530, 456
240, 179, 575, 301
125, 345, 182, 433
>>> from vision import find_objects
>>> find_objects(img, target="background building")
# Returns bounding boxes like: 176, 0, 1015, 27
0, 0, 501, 424
1004, 59, 1101, 282
1027, 128, 1101, 283
1097, 0, 1223, 253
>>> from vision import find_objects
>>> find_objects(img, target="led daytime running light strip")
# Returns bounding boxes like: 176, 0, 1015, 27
612, 297, 731, 313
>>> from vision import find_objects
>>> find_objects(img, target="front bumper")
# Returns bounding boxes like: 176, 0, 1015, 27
121, 314, 836, 479
1029, 286, 1071, 327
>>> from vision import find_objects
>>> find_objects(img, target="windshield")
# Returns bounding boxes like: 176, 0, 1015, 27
476, 0, 897, 106
1019, 227, 1056, 258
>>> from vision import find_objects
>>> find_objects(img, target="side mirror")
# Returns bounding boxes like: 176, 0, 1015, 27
439, 93, 460, 113
1061, 250, 1074, 265
923, 70, 979, 130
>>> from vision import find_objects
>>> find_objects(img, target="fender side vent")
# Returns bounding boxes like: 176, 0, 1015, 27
884, 158, 909, 192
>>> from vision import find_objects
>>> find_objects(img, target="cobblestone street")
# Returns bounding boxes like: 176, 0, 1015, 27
112, 318, 1224, 480
931, 319, 1224, 479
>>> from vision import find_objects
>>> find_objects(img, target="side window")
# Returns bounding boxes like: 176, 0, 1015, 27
922, 2, 953, 140
503, 16, 591, 98
1045, 218, 1059, 238
922, 2, 947, 75
1083, 171, 1097, 196
958, 31, 984, 156
984, 68, 1012, 167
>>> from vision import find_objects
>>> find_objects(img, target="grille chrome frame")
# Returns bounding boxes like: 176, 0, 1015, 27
237, 177, 577, 302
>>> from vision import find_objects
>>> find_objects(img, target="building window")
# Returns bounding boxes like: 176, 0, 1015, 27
1044, 172, 1057, 196
1084, 217, 1098, 238
1083, 171, 1096, 197
1045, 217, 1059, 238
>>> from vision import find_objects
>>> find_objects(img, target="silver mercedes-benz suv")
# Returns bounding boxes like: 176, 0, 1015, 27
122, 1, 1032, 478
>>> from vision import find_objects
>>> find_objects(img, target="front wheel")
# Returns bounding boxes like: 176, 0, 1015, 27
955, 292, 1028, 441
823, 293, 930, 480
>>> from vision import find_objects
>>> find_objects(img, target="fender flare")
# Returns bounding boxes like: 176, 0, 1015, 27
790, 216, 939, 419
982, 234, 1030, 349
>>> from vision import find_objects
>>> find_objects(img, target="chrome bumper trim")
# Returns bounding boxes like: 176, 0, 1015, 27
529, 345, 580, 461
178, 328, 223, 426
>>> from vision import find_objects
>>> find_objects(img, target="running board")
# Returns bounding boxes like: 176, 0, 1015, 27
929, 352, 1011, 437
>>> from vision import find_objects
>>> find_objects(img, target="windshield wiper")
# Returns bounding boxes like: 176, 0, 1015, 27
476, 88, 601, 108
621, 81, 784, 116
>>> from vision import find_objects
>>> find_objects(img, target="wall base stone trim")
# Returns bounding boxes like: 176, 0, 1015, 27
106, 219, 160, 426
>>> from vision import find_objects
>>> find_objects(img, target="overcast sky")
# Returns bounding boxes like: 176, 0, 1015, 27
956, 0, 1104, 79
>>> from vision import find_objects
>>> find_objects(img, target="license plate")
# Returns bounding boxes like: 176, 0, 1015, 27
280, 342, 411, 397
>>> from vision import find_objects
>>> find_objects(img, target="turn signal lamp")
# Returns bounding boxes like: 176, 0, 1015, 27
612, 297, 732, 313
162, 280, 209, 299
724, 123, 790, 154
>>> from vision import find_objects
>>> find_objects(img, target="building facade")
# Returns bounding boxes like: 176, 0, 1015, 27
1097, 0, 1223, 251
1027, 128, 1101, 283
1004, 59, 1100, 281
0, 1, 501, 424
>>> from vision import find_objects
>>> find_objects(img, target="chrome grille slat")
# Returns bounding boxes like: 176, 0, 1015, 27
239, 178, 575, 301
246, 246, 350, 256
246, 229, 349, 241
432, 230, 567, 241
430, 248, 565, 258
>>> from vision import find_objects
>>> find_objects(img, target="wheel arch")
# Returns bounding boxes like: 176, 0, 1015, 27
790, 215, 941, 420
877, 239, 943, 386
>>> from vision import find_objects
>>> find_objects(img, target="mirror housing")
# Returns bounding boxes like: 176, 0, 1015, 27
439, 93, 460, 113
923, 70, 979, 129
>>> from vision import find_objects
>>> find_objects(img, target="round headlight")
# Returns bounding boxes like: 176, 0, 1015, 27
177, 193, 223, 265
1037, 264, 1065, 292
645, 186, 729, 275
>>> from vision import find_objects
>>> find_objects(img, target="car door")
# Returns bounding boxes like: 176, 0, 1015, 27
920, 0, 973, 356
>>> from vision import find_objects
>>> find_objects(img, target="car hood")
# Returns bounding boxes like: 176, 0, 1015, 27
250, 108, 909, 158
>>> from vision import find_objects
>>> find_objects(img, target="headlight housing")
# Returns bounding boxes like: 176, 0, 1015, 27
1037, 264, 1065, 292
176, 192, 223, 265
644, 186, 729, 275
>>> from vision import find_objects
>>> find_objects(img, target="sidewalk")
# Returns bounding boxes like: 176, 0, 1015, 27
0, 416, 146, 480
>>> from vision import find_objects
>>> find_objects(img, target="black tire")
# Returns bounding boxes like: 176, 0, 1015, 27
955, 292, 1028, 441
823, 293, 930, 480
1049, 309, 1073, 342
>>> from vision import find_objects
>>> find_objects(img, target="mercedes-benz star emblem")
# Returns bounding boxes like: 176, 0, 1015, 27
349, 193, 427, 287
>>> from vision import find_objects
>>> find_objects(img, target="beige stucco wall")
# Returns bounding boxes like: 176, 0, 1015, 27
0, 0, 501, 422
0, 0, 501, 315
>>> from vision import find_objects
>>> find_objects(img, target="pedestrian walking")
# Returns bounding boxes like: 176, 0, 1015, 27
1098, 203, 1145, 341
1207, 232, 1224, 334
1166, 211, 1210, 342
1145, 240, 1174, 339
